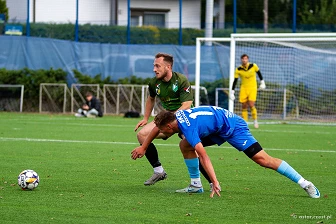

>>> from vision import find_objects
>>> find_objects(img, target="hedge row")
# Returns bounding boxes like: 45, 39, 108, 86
0, 68, 157, 112
0, 68, 68, 111
1, 68, 335, 115
9, 23, 295, 45
0, 68, 225, 112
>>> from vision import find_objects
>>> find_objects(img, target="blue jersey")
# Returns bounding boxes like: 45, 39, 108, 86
176, 106, 237, 147
175, 106, 257, 151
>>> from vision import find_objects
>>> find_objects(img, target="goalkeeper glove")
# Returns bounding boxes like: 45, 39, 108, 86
259, 80, 266, 90
229, 90, 235, 100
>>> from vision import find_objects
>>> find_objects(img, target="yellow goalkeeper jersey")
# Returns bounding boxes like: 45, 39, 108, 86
234, 63, 260, 88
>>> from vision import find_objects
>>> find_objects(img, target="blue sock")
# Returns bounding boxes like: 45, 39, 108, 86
184, 158, 200, 179
277, 161, 302, 183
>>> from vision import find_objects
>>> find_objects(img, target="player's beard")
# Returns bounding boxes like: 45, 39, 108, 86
156, 68, 168, 80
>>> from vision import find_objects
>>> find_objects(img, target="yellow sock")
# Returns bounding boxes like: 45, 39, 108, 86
251, 106, 257, 120
242, 109, 248, 121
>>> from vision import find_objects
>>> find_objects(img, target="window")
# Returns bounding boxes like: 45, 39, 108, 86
131, 16, 140, 27
131, 8, 169, 28
144, 13, 165, 27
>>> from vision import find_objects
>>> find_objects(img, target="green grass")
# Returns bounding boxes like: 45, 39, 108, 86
0, 113, 335, 224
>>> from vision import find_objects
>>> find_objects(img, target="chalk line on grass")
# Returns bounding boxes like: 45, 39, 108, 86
0, 137, 334, 153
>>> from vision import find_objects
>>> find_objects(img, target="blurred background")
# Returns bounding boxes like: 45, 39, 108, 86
0, 0, 335, 118
3, 0, 335, 44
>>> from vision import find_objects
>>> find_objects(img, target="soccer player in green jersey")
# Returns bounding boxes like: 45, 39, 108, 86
133, 52, 212, 187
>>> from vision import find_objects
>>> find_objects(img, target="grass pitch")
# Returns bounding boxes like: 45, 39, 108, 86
0, 113, 335, 223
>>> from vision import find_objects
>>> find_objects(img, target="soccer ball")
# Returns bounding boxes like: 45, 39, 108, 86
18, 170, 40, 190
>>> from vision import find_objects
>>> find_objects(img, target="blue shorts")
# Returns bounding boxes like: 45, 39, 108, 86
201, 116, 257, 152
225, 117, 257, 151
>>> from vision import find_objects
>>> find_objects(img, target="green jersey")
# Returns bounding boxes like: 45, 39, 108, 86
148, 72, 193, 111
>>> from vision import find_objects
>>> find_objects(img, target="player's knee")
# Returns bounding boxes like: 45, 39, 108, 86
257, 157, 280, 169
136, 130, 147, 144
179, 139, 192, 152
253, 156, 272, 168
257, 158, 270, 168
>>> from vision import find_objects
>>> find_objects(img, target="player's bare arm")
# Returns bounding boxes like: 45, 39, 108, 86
177, 100, 193, 111
194, 142, 221, 198
134, 96, 155, 132
132, 101, 192, 160
131, 126, 160, 160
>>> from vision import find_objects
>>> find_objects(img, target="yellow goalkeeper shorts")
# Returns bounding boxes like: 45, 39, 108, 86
239, 86, 257, 103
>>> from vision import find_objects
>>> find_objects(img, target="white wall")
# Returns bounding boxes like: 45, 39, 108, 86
118, 0, 201, 29
7, 0, 111, 24
34, 0, 111, 24
7, 0, 27, 23
6, 0, 200, 28
34, 0, 76, 23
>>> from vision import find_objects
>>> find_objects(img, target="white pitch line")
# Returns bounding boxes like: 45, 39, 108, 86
247, 121, 336, 126
0, 137, 139, 145
251, 129, 334, 135
1, 121, 135, 128
2, 121, 335, 134
0, 137, 334, 153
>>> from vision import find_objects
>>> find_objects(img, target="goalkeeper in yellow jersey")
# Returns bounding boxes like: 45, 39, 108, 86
230, 54, 266, 128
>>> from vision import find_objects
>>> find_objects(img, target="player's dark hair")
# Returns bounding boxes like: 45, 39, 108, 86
155, 53, 174, 67
241, 54, 249, 59
154, 111, 176, 127
85, 92, 93, 97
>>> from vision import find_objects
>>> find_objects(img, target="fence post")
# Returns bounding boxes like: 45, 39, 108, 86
63, 84, 67, 113
283, 88, 287, 120
75, 0, 79, 41
26, 0, 30, 36
20, 85, 24, 112
233, 0, 237, 33
292, 0, 296, 33
179, 0, 182, 45
127, 0, 130, 44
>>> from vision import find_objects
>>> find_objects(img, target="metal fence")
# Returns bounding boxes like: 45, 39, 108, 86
3, 0, 334, 44
39, 84, 209, 115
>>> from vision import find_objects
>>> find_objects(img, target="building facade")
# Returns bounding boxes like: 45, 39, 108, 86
6, 0, 201, 29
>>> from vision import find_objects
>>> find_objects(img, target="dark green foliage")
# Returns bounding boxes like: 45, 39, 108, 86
298, 0, 336, 31
28, 23, 75, 40
200, 78, 230, 106
6, 22, 316, 46
4, 0, 335, 44
287, 82, 336, 116
0, 68, 67, 111
73, 69, 152, 85
1, 68, 335, 115
0, 68, 155, 112
73, 69, 113, 85
0, 0, 8, 21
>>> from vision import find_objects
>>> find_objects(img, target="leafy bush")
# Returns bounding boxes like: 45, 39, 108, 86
0, 68, 67, 111
0, 0, 8, 21
10, 22, 302, 45
2, 68, 335, 115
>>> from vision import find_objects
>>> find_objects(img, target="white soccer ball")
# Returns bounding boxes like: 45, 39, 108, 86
18, 170, 40, 190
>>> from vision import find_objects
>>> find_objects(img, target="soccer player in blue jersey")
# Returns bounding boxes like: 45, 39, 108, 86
137, 106, 320, 198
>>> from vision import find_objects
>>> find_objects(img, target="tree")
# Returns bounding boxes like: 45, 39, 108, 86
0, 0, 8, 21
224, 0, 293, 27
299, 0, 336, 25
263, 0, 268, 33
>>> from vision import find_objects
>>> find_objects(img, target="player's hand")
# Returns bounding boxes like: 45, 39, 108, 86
210, 182, 221, 198
229, 90, 235, 101
131, 146, 146, 160
82, 104, 89, 110
259, 80, 266, 90
134, 119, 148, 132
